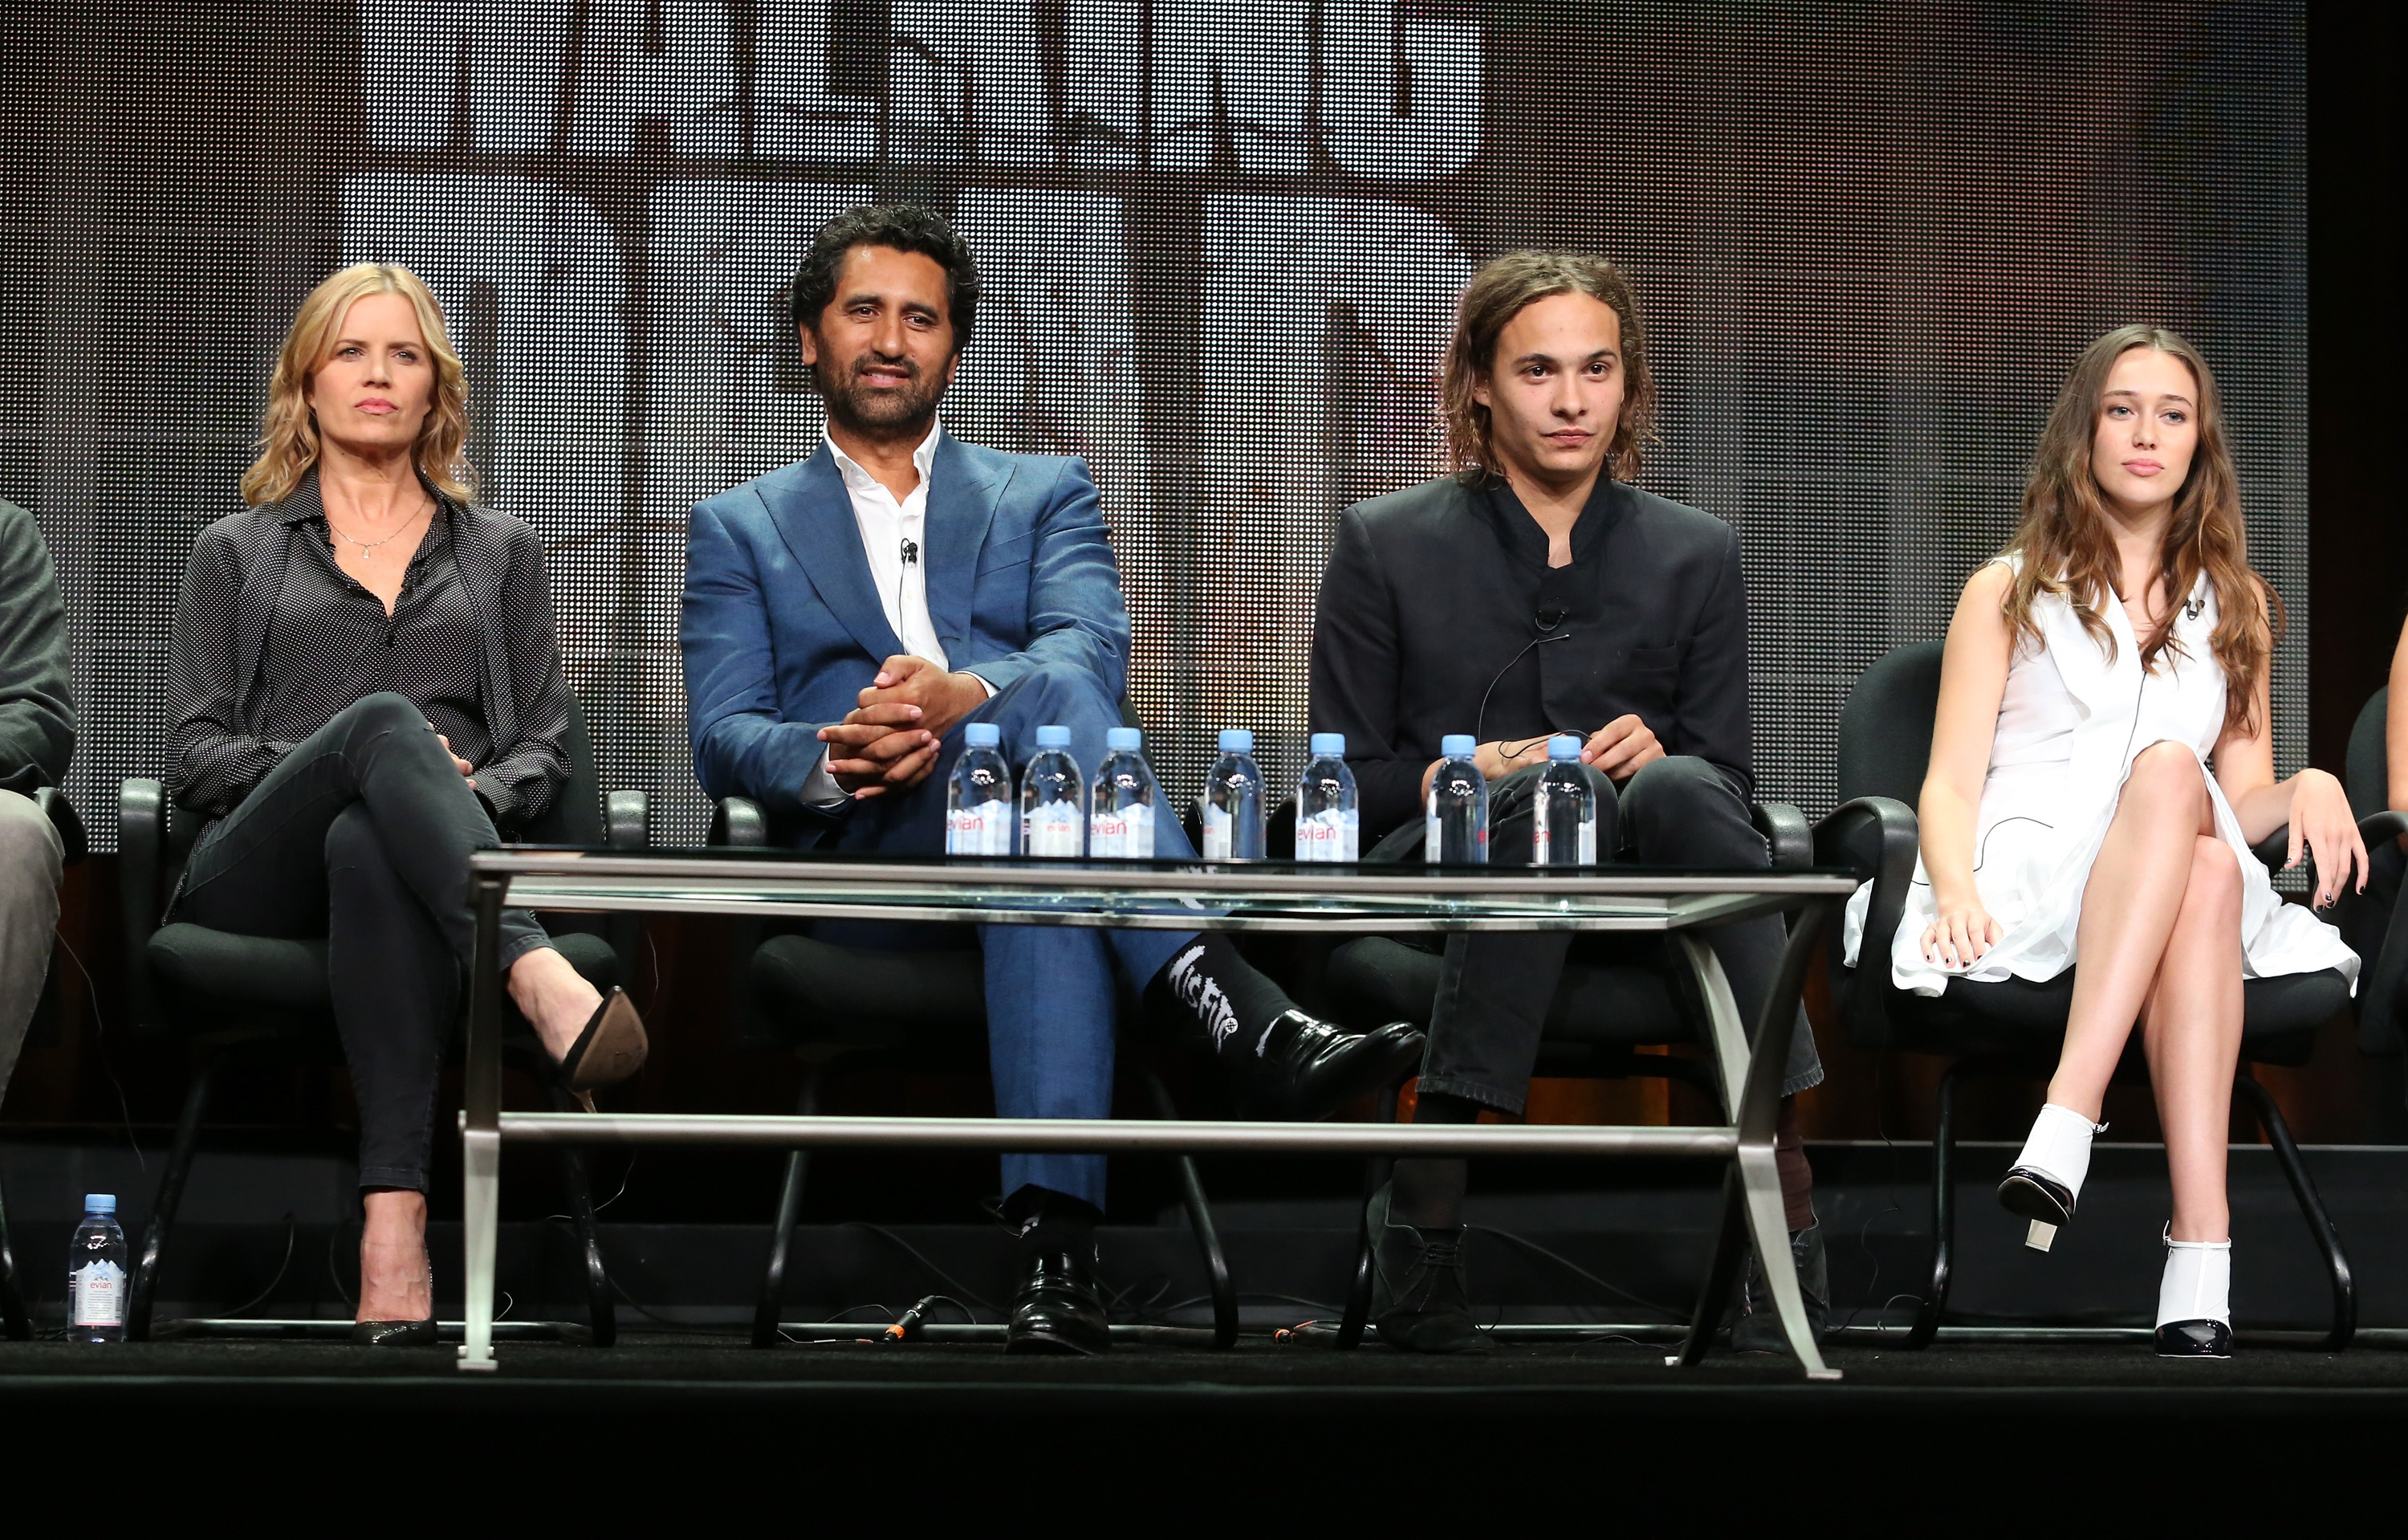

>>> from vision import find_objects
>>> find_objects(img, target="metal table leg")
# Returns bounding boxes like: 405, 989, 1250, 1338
1670, 900, 1840, 1381
458, 873, 506, 1372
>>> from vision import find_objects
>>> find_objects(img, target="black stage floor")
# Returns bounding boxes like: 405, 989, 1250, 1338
5, 1334, 2403, 1513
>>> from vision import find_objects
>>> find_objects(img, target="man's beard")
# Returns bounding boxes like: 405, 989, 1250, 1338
816, 351, 949, 436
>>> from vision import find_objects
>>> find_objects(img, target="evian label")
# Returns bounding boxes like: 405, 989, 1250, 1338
1531, 818, 1597, 866
1090, 803, 1154, 861
1024, 802, 1084, 858
947, 804, 1013, 856
71, 1259, 125, 1327
1200, 803, 1235, 860
1296, 808, 1358, 862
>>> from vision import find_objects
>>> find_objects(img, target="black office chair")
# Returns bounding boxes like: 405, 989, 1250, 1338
116, 697, 646, 1342
0, 785, 89, 1340
714, 792, 1242, 1350
1823, 638, 2377, 1350
1319, 790, 1816, 1347
2337, 687, 2408, 1057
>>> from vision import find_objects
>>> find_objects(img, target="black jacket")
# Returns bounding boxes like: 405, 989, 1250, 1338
1308, 473, 1753, 840
0, 498, 74, 796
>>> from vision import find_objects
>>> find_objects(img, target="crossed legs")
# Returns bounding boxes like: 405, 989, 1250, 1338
2041, 739, 2243, 1243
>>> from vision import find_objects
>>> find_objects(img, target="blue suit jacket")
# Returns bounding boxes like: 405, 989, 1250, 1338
682, 434, 1130, 820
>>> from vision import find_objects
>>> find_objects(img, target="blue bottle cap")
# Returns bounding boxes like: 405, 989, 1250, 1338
1218, 728, 1253, 753
1035, 725, 1072, 749
963, 723, 1001, 748
1549, 734, 1583, 761
1309, 732, 1346, 758
1440, 735, 1477, 759
1105, 727, 1142, 752
84, 1195, 116, 1214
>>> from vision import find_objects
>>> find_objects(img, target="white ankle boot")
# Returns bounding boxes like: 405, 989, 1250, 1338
2155, 1228, 2233, 1359
1997, 1102, 2105, 1251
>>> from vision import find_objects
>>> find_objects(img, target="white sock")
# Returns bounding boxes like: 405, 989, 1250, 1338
2157, 1231, 2232, 1327
2011, 1102, 2105, 1198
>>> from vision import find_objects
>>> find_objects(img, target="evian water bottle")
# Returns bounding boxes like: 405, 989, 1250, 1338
1296, 732, 1359, 862
1090, 727, 1160, 860
1531, 733, 1599, 866
68, 1194, 128, 1343
1425, 735, 1489, 864
946, 722, 1015, 856
1020, 725, 1086, 858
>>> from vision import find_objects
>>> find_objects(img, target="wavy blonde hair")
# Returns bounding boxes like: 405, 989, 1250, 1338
241, 263, 474, 507
2002, 324, 2279, 739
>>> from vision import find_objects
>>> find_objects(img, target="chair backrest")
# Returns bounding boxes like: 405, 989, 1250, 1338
2347, 686, 2390, 823
519, 692, 606, 846
1834, 638, 1945, 805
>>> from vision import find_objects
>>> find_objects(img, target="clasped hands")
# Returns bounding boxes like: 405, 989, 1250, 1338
1423, 715, 1666, 799
817, 654, 990, 798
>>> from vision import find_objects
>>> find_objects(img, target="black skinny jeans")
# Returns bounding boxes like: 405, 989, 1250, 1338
1407, 755, 1824, 1115
177, 693, 553, 1192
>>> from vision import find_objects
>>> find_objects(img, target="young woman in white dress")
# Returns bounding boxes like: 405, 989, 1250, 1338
1893, 325, 2364, 1358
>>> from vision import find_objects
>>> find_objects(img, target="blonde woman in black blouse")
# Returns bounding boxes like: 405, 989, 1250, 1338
165, 264, 648, 1344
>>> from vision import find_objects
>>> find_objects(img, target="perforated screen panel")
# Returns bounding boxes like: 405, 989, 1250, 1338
1, 2, 2307, 849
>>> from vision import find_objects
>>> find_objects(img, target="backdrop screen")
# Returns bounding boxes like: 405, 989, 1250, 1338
2, 2, 2307, 846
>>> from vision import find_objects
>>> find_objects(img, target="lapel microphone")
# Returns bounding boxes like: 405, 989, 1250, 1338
901, 538, 919, 566
1536, 605, 1567, 632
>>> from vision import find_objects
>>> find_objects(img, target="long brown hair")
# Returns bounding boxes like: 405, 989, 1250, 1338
2002, 324, 2279, 738
241, 263, 474, 507
1442, 250, 1658, 485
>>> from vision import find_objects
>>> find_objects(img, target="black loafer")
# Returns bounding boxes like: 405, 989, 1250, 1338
1366, 1184, 1487, 1355
2154, 1319, 2232, 1359
1997, 1167, 2076, 1226
351, 1318, 438, 1346
1005, 1249, 1111, 1356
1243, 1012, 1425, 1121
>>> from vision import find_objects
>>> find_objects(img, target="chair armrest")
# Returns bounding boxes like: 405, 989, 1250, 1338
32, 785, 87, 865
2360, 810, 2408, 848
710, 795, 769, 848
119, 779, 166, 1029
1811, 795, 1918, 1048
1751, 802, 1812, 871
604, 789, 649, 851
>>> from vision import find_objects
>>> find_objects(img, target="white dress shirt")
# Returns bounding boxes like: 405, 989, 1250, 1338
801, 421, 994, 805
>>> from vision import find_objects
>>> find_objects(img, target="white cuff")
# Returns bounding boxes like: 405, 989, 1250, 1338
799, 750, 851, 809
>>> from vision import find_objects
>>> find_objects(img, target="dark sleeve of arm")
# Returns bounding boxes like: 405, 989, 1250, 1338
951, 458, 1129, 702
166, 526, 291, 819
0, 503, 74, 795
1309, 509, 1422, 838
470, 528, 573, 830
1670, 529, 1754, 800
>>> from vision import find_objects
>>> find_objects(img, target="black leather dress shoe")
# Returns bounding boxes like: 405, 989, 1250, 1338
1240, 1012, 1424, 1121
1997, 1167, 2076, 1227
1006, 1249, 1111, 1356
1366, 1184, 1486, 1355
351, 1318, 438, 1346
2154, 1319, 2233, 1359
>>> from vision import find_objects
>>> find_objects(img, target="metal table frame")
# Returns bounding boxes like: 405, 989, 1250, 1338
459, 853, 1857, 1379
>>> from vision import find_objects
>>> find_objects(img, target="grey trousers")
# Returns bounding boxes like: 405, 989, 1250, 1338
0, 789, 64, 1107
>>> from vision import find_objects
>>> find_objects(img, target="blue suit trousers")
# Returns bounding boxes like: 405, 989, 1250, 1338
820, 661, 1198, 1210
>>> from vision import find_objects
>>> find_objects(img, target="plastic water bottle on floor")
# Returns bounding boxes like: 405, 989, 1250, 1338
1531, 734, 1599, 866
1202, 729, 1265, 862
67, 1195, 127, 1343
1020, 725, 1086, 858
946, 722, 1015, 856
1426, 734, 1489, 864
1090, 727, 1160, 860
1296, 732, 1359, 862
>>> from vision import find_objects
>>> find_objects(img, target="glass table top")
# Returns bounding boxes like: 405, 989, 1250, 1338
473, 849, 1861, 933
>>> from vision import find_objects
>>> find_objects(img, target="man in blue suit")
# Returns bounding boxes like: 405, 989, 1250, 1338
681, 204, 1420, 1354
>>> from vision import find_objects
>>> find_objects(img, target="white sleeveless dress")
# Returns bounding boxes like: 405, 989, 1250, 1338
1842, 560, 2358, 996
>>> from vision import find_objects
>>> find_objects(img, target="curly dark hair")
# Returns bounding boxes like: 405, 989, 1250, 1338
1442, 250, 1657, 484
790, 202, 981, 350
